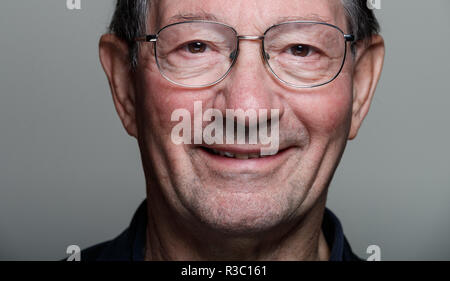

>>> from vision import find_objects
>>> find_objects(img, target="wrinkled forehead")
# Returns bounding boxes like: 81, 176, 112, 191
149, 0, 348, 34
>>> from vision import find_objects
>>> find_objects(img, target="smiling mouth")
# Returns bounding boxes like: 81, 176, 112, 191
202, 147, 267, 159
200, 146, 286, 159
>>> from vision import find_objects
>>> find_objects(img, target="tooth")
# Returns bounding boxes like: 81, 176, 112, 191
223, 152, 235, 158
235, 154, 249, 159
248, 153, 259, 159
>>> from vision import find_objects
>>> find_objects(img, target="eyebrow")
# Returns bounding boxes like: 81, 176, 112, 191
167, 11, 221, 24
274, 14, 333, 24
165, 12, 332, 29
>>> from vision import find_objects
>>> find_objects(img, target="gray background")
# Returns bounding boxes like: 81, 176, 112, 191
0, 0, 449, 260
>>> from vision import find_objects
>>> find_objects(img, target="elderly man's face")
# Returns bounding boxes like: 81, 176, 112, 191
134, 0, 354, 233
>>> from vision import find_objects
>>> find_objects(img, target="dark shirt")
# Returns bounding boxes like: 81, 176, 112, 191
80, 200, 362, 261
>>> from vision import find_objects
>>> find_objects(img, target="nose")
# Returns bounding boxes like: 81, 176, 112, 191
213, 38, 284, 126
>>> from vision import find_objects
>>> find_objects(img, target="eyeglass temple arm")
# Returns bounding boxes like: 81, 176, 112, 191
344, 34, 355, 42
135, 34, 158, 42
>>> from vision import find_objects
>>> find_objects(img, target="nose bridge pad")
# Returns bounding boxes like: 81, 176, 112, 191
229, 49, 238, 61
261, 42, 270, 62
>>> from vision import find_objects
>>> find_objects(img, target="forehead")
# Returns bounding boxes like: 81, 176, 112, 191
151, 0, 347, 33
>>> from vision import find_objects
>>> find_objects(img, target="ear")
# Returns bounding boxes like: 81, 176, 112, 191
99, 34, 138, 138
348, 34, 385, 140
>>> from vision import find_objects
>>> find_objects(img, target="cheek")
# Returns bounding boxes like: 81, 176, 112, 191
287, 76, 353, 139
134, 66, 213, 141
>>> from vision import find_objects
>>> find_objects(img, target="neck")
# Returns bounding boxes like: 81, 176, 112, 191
144, 188, 330, 261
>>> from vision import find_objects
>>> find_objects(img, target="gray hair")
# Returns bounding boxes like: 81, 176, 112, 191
109, 0, 380, 70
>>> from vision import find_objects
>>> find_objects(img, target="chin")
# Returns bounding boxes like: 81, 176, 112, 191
184, 184, 302, 236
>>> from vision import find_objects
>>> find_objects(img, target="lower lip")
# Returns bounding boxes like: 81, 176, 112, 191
196, 146, 296, 173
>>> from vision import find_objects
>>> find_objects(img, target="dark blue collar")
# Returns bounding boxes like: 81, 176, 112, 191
81, 200, 361, 261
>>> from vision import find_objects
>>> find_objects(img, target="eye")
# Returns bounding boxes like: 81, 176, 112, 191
186, 41, 207, 53
288, 44, 312, 57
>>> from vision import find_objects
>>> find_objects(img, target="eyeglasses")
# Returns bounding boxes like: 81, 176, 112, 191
135, 20, 354, 88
